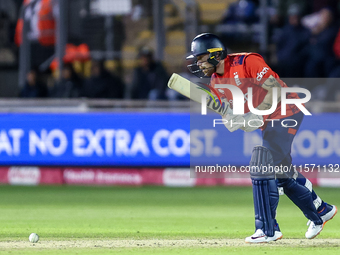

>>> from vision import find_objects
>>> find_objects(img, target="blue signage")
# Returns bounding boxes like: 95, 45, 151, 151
190, 113, 340, 166
0, 113, 190, 166
0, 113, 338, 166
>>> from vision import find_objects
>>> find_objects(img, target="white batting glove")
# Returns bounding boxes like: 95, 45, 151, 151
222, 114, 246, 132
242, 112, 263, 132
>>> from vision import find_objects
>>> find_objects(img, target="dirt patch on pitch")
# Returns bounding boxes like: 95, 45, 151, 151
0, 239, 339, 249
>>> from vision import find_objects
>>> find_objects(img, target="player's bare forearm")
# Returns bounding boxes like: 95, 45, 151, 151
257, 75, 281, 111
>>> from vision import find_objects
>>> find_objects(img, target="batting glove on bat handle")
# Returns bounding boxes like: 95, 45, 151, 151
242, 112, 263, 132
222, 114, 245, 132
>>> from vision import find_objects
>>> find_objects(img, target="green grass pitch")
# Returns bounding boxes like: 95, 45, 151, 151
0, 185, 339, 254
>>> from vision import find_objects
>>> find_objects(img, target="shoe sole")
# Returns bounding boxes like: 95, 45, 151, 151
245, 235, 283, 244
309, 206, 338, 239
323, 205, 338, 224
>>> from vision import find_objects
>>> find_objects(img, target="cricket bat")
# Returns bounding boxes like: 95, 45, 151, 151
167, 73, 230, 116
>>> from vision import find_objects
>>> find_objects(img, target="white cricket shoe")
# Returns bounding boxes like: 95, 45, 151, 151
320, 204, 337, 223
305, 204, 337, 239
245, 229, 283, 243
305, 222, 323, 239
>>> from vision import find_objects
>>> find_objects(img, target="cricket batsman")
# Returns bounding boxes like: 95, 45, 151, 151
185, 33, 337, 243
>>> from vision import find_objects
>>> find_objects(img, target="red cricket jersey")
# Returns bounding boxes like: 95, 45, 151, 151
210, 53, 300, 129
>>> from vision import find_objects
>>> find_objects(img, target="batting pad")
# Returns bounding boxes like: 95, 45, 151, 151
250, 146, 279, 237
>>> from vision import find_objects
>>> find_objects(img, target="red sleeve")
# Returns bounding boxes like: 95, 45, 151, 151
333, 29, 340, 59
14, 19, 23, 46
243, 54, 275, 86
